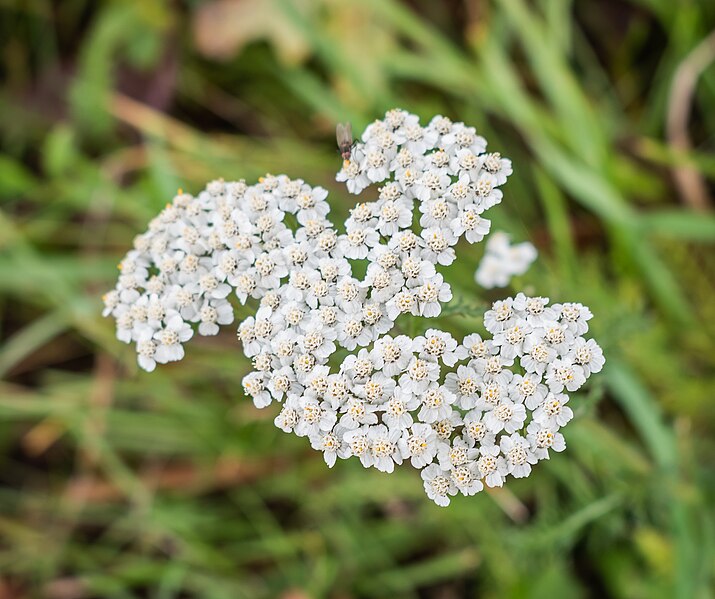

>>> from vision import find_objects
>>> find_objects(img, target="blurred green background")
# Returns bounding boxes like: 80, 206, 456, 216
1, 0, 715, 597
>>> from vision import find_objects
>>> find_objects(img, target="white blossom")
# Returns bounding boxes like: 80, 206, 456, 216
399, 423, 440, 468
533, 392, 574, 428
421, 463, 457, 507
154, 311, 193, 364
498, 433, 537, 479
570, 338, 605, 376
104, 109, 604, 508
366, 424, 403, 473
527, 421, 566, 460
545, 358, 587, 392
475, 231, 537, 289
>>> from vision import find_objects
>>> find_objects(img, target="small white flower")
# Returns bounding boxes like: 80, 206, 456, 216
305, 365, 331, 398
536, 321, 577, 356
197, 298, 233, 336
461, 333, 490, 360
431, 409, 463, 441
335, 276, 365, 313
336, 311, 371, 350
115, 308, 135, 344
373, 335, 413, 376
361, 302, 392, 335
471, 352, 514, 386
420, 228, 457, 266
421, 463, 457, 506
381, 388, 419, 430
441, 123, 486, 155
337, 158, 370, 194
343, 427, 371, 466
498, 433, 536, 479
521, 336, 557, 374
509, 373, 548, 410
341, 349, 379, 382
450, 462, 483, 496
417, 383, 456, 423
361, 147, 390, 183
475, 231, 537, 289
545, 358, 587, 392
553, 302, 593, 335
237, 317, 260, 356
354, 372, 396, 405
444, 365, 481, 410
400, 254, 437, 288
102, 290, 120, 317
476, 380, 509, 411
492, 320, 532, 360
267, 366, 300, 401
484, 297, 517, 333
570, 338, 605, 376
473, 173, 503, 211
476, 444, 504, 488
450, 148, 482, 179
416, 274, 452, 318
367, 424, 403, 473
419, 197, 456, 229
136, 336, 157, 372
324, 373, 350, 407
386, 290, 419, 321
338, 227, 379, 260
154, 312, 193, 364
295, 395, 337, 438
481, 152, 512, 185
513, 293, 556, 327
310, 427, 346, 468
399, 358, 440, 397
298, 321, 337, 360
363, 264, 404, 303
242, 371, 272, 408
461, 410, 495, 448
398, 423, 439, 468
527, 421, 565, 460
483, 399, 526, 434
274, 400, 300, 433
339, 396, 379, 429
401, 122, 438, 155
451, 207, 491, 244
375, 197, 413, 235
534, 392, 573, 428
437, 438, 478, 470
415, 330, 466, 366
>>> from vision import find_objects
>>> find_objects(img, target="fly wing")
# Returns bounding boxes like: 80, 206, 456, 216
336, 122, 353, 148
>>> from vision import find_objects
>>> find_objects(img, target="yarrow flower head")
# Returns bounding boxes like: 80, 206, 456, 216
104, 109, 604, 506
475, 231, 538, 289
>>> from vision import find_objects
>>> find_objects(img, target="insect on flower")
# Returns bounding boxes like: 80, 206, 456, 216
336, 122, 355, 165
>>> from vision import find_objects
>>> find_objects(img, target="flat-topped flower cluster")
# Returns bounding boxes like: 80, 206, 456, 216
103, 109, 604, 506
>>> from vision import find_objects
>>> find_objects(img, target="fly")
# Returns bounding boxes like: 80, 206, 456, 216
336, 122, 355, 164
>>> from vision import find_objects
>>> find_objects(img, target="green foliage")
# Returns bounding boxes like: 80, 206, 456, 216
0, 0, 714, 597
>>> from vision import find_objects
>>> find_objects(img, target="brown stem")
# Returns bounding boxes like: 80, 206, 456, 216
666, 29, 715, 212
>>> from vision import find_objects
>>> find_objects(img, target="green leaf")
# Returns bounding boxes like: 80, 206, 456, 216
42, 124, 78, 177
605, 360, 675, 471
0, 156, 36, 198
640, 210, 715, 242
0, 309, 70, 379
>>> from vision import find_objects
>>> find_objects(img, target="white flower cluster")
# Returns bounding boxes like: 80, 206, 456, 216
103, 109, 604, 506
475, 231, 538, 289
